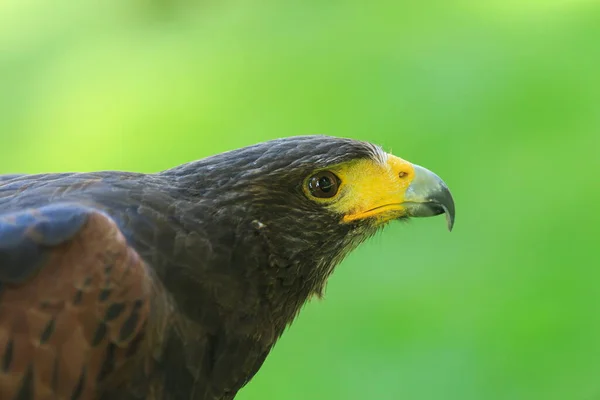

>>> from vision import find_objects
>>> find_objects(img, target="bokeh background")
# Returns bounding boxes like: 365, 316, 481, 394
2, 1, 599, 399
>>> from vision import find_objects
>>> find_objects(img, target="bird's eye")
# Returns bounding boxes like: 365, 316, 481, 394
307, 171, 340, 199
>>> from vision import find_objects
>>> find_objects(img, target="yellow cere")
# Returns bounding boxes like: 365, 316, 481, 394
306, 154, 416, 224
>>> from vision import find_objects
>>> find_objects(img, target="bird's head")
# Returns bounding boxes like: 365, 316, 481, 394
166, 135, 454, 297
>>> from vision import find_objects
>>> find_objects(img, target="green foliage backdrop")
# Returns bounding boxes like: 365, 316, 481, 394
1, 1, 599, 399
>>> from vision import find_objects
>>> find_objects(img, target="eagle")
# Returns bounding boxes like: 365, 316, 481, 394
0, 135, 454, 400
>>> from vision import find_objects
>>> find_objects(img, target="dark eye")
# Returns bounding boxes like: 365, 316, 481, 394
307, 171, 340, 198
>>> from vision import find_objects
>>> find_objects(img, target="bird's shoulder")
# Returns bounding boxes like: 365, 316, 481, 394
0, 203, 172, 399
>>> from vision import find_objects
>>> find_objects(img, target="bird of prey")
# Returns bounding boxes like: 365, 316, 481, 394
0, 135, 454, 400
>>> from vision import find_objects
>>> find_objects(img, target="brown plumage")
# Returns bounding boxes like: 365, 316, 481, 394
0, 210, 148, 399
0, 136, 455, 399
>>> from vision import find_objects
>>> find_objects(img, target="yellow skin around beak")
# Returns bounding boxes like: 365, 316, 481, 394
310, 154, 455, 230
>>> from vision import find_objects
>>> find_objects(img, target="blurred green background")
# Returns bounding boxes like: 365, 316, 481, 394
1, 1, 599, 399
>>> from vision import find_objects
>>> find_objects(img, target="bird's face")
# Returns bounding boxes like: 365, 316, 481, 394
301, 153, 455, 230
272, 145, 454, 283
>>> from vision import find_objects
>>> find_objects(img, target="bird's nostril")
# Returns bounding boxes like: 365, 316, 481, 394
398, 171, 409, 179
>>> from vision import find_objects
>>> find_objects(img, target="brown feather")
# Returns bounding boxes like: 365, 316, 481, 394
0, 212, 159, 400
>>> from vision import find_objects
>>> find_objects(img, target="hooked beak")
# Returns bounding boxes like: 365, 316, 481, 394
402, 164, 455, 231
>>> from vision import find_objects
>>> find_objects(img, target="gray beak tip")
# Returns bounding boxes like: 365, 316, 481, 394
445, 208, 455, 232
442, 190, 456, 232
404, 164, 455, 232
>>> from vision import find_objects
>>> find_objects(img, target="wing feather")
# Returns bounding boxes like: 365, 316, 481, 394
0, 204, 154, 400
